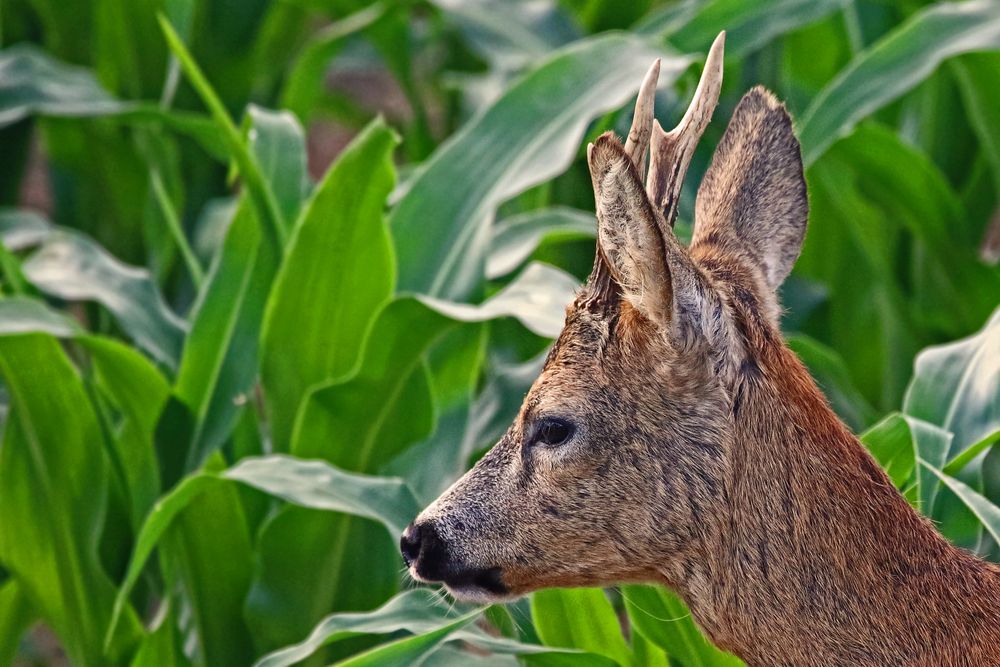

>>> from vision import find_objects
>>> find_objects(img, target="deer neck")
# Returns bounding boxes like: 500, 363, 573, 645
663, 342, 1000, 666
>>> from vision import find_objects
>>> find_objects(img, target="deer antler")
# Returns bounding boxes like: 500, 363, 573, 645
646, 31, 725, 228
584, 32, 725, 310
623, 58, 661, 175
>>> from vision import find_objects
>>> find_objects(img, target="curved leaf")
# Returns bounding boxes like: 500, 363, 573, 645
107, 455, 419, 643
487, 207, 595, 279
335, 614, 478, 667
924, 463, 1000, 547
861, 413, 952, 511
904, 306, 1000, 458
390, 33, 687, 300
417, 262, 579, 339
261, 119, 398, 451
22, 230, 187, 369
245, 105, 309, 230
0, 332, 141, 664
0, 43, 125, 126
650, 0, 848, 58
253, 590, 470, 667
531, 588, 632, 666
799, 0, 1000, 165
622, 585, 742, 667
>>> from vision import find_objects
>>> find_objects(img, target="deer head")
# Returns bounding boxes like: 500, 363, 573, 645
401, 31, 809, 606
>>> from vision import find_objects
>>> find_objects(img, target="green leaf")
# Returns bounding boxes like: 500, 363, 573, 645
819, 125, 1000, 336
289, 297, 446, 465
390, 33, 687, 300
163, 462, 255, 667
250, 297, 444, 651
622, 585, 743, 667
253, 590, 469, 667
82, 335, 170, 525
261, 119, 398, 451
416, 262, 579, 339
169, 206, 279, 480
334, 614, 478, 667
0, 45, 225, 156
796, 154, 918, 409
531, 588, 632, 666
158, 14, 286, 248
254, 588, 608, 667
860, 413, 952, 511
799, 0, 1000, 165
107, 455, 420, 645
245, 105, 309, 230
945, 429, 1000, 478
0, 43, 125, 126
0, 579, 35, 666
0, 297, 168, 525
924, 463, 1000, 548
128, 601, 192, 667
952, 53, 1000, 193
0, 332, 140, 664
904, 306, 1000, 458
22, 229, 187, 370
432, 0, 579, 73
487, 207, 595, 279
652, 0, 848, 58
385, 324, 488, 504
225, 456, 420, 537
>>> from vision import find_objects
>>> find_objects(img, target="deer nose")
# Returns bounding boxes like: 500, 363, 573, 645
400, 521, 450, 580
400, 523, 422, 567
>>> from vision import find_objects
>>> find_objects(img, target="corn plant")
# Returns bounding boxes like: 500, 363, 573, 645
0, 0, 998, 664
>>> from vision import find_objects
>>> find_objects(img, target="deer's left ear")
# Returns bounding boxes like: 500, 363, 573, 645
587, 133, 709, 343
692, 87, 808, 305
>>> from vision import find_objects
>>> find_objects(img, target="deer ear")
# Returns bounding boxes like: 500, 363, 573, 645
692, 87, 807, 299
587, 132, 707, 340
588, 133, 670, 324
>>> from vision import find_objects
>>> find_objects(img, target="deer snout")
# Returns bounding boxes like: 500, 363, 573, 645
400, 520, 509, 600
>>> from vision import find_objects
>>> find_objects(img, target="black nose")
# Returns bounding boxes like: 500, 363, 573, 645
400, 521, 450, 580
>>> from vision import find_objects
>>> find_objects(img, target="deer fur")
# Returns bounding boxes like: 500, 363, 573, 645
402, 32, 1000, 666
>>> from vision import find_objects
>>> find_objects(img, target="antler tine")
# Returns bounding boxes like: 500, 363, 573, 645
647, 31, 725, 228
623, 58, 661, 174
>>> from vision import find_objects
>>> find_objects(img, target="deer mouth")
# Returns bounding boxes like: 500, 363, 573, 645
411, 562, 511, 603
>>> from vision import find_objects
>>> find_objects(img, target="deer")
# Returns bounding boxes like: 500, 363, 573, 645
399, 32, 1000, 666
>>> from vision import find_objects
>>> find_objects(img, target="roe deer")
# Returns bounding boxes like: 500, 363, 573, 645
400, 32, 1000, 666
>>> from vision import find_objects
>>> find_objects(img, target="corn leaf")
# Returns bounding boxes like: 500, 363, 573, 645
390, 33, 687, 301
799, 0, 1000, 165
261, 119, 398, 451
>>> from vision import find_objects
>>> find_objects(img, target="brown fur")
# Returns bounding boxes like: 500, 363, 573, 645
406, 84, 1000, 666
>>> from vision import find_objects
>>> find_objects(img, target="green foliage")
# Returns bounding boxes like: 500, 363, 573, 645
0, 0, 999, 664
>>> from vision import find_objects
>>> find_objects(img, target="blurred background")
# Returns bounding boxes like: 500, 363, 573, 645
1, 0, 999, 665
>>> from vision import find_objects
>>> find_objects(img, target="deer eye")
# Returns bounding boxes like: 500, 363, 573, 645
536, 418, 575, 447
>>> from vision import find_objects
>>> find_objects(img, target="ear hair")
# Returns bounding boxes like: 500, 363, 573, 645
692, 87, 808, 309
587, 133, 712, 346
588, 133, 669, 324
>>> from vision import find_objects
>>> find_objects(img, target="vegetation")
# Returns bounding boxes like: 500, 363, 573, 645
0, 0, 999, 664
